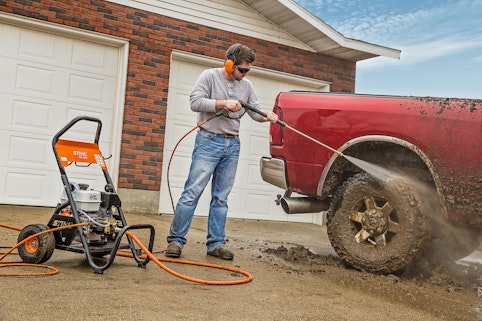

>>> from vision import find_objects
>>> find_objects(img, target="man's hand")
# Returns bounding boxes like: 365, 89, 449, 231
264, 111, 279, 123
224, 100, 242, 113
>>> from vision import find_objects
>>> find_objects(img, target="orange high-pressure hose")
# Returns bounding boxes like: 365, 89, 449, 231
122, 231, 252, 285
0, 223, 253, 284
166, 114, 218, 211
0, 223, 87, 276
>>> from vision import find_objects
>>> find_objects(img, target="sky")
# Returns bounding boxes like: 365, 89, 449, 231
294, 0, 482, 99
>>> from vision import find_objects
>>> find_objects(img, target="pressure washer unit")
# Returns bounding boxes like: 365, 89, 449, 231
16, 116, 155, 274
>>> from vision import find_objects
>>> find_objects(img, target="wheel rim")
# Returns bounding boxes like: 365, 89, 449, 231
24, 236, 40, 254
349, 195, 399, 246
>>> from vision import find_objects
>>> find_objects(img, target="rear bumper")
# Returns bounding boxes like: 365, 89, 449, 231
260, 157, 287, 190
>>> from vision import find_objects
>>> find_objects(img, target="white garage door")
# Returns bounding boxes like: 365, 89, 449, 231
0, 17, 126, 207
159, 51, 330, 223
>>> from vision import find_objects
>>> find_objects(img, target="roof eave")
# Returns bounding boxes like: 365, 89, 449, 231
242, 0, 401, 61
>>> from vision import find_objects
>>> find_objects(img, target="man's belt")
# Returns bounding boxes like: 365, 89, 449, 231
200, 127, 238, 138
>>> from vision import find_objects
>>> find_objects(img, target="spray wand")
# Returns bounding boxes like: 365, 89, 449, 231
241, 102, 344, 157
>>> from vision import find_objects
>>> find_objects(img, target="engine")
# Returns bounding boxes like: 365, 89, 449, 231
59, 183, 122, 245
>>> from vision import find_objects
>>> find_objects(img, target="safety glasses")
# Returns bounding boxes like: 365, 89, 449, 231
234, 65, 250, 74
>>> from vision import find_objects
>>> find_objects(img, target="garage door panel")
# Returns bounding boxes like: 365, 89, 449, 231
17, 64, 58, 96
245, 193, 276, 218
0, 129, 110, 177
0, 25, 118, 76
6, 135, 51, 167
19, 30, 72, 68
232, 160, 262, 188
0, 95, 55, 135
71, 40, 119, 76
0, 58, 116, 108
69, 74, 111, 104
0, 58, 20, 92
0, 23, 19, 56
248, 76, 280, 93
1, 93, 113, 142
164, 155, 192, 184
2, 27, 70, 67
0, 169, 59, 206
0, 58, 53, 95
11, 100, 53, 132
233, 161, 279, 194
164, 122, 197, 156
62, 108, 112, 142
67, 69, 116, 107
5, 171, 48, 201
225, 190, 240, 215
170, 61, 210, 91
167, 90, 194, 119
246, 163, 268, 187
0, 130, 53, 164
239, 131, 269, 160
164, 89, 196, 151
159, 185, 182, 214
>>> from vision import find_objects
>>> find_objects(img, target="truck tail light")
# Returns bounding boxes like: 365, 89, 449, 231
270, 107, 283, 145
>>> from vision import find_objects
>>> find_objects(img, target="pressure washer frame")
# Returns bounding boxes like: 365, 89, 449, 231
47, 116, 155, 274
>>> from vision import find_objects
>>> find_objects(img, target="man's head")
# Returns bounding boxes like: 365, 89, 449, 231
224, 44, 255, 78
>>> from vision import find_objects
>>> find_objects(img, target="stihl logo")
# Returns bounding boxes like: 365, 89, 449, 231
73, 151, 88, 159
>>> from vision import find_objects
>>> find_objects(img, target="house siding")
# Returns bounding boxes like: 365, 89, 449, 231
0, 0, 356, 192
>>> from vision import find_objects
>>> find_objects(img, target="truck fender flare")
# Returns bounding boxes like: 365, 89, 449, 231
317, 135, 447, 216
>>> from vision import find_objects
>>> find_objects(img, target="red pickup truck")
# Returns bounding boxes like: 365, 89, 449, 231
260, 92, 481, 274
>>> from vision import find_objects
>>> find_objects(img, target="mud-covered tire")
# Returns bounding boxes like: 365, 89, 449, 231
327, 173, 430, 274
17, 224, 56, 264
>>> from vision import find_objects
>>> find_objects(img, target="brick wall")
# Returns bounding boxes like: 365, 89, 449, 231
0, 0, 356, 192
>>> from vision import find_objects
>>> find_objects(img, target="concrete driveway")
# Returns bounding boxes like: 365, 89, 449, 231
1, 205, 480, 321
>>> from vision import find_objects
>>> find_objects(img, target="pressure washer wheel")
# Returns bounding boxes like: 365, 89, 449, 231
17, 224, 56, 264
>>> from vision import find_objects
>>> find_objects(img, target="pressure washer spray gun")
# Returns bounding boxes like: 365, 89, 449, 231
239, 101, 345, 157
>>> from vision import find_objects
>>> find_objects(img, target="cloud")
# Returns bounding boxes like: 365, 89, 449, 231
296, 0, 482, 47
473, 55, 482, 64
358, 36, 482, 70
336, 10, 433, 45
294, 0, 482, 71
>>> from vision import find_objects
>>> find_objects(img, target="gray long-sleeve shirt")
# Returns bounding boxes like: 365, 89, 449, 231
190, 67, 265, 135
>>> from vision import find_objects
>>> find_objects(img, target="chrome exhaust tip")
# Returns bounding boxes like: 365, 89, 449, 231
279, 196, 329, 214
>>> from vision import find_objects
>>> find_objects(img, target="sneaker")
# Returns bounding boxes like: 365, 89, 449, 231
165, 242, 182, 258
207, 246, 234, 260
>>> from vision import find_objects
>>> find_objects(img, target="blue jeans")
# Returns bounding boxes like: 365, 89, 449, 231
167, 130, 240, 252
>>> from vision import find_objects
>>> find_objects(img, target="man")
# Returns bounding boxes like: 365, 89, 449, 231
166, 43, 278, 260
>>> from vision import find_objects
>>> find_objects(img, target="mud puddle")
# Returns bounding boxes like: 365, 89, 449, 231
263, 244, 482, 291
